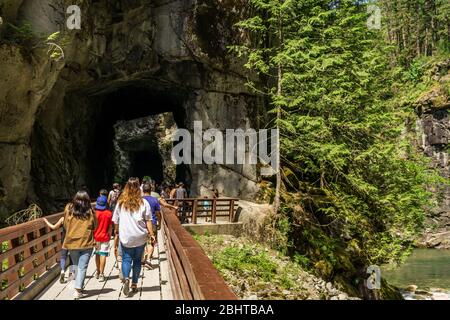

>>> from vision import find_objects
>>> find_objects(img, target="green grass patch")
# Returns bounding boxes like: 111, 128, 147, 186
196, 234, 319, 299
212, 245, 278, 282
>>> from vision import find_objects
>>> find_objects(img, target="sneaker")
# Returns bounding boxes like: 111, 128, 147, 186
95, 271, 99, 279
59, 272, 66, 284
123, 279, 130, 297
131, 284, 138, 293
99, 274, 105, 282
73, 290, 88, 300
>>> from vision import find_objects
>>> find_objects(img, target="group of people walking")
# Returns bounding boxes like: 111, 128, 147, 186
43, 177, 183, 299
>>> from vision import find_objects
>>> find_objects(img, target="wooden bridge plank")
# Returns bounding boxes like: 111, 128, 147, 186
158, 227, 173, 300
140, 233, 161, 300
83, 241, 118, 300
53, 250, 97, 300
96, 253, 122, 300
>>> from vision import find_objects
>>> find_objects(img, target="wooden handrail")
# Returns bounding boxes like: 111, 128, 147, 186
164, 198, 239, 224
161, 206, 237, 300
0, 212, 64, 300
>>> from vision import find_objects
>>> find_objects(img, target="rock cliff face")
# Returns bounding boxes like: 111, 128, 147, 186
415, 59, 450, 248
0, 0, 263, 218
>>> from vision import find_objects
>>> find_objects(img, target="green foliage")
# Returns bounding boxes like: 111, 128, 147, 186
377, 0, 450, 65
1, 241, 7, 253
2, 22, 71, 62
2, 242, 8, 290
233, 0, 445, 281
45, 31, 70, 61
213, 245, 278, 282
197, 234, 310, 297
293, 253, 311, 269
3, 22, 35, 47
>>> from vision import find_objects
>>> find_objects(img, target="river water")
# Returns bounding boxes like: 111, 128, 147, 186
382, 249, 450, 300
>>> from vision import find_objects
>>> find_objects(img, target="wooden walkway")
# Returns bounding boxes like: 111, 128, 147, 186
36, 229, 173, 300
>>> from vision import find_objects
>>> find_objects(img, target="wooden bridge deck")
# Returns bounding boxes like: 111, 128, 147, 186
1, 203, 237, 300
36, 229, 173, 300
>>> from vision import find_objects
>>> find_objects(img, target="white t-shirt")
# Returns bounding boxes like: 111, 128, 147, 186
112, 201, 151, 248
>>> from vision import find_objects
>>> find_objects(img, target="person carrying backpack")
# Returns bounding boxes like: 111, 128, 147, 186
108, 183, 121, 212
142, 183, 161, 268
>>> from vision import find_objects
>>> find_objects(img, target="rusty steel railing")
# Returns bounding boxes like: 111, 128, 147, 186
161, 206, 237, 300
165, 198, 239, 224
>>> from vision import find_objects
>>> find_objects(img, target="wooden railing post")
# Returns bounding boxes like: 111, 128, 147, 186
211, 199, 217, 223
192, 199, 198, 224
229, 200, 235, 222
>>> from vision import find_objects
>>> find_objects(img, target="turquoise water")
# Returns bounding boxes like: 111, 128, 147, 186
382, 249, 450, 290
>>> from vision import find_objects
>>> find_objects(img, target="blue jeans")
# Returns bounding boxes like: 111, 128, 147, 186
121, 244, 145, 284
118, 242, 122, 257
60, 249, 68, 270
69, 248, 93, 290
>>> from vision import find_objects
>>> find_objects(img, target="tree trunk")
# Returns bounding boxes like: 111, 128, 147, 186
273, 6, 283, 215
274, 62, 281, 215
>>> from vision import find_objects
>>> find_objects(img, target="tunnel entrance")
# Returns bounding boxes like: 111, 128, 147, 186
30, 83, 194, 213
85, 85, 189, 194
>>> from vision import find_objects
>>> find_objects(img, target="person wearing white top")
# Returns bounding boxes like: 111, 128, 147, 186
113, 178, 155, 297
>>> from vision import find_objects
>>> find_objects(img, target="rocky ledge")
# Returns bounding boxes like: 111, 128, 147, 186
415, 59, 450, 248
402, 285, 450, 300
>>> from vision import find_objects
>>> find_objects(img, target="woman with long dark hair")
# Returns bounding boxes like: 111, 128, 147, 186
113, 177, 155, 297
63, 190, 97, 300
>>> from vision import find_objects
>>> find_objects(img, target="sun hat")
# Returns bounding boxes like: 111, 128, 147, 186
95, 195, 108, 210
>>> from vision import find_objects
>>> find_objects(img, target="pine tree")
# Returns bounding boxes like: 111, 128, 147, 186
233, 0, 440, 290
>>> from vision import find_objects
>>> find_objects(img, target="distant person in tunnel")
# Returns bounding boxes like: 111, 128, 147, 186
176, 182, 188, 223
159, 184, 168, 198
80, 185, 91, 197
159, 185, 178, 211
140, 176, 152, 196
94, 191, 113, 282
108, 183, 121, 212
113, 177, 155, 297
62, 190, 97, 300
151, 184, 160, 198
169, 183, 178, 199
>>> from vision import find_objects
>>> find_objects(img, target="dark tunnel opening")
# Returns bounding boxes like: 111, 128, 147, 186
30, 84, 194, 212
129, 150, 164, 183
86, 85, 189, 195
